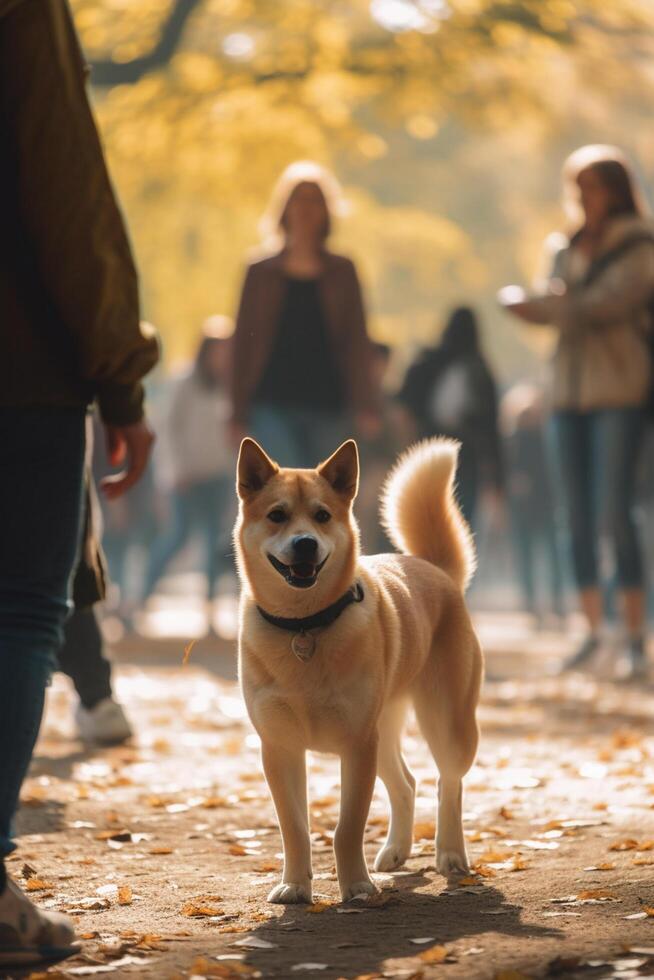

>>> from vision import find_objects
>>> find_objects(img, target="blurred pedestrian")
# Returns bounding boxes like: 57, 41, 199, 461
501, 383, 565, 625
143, 317, 234, 607
397, 307, 504, 527
92, 410, 159, 624
58, 484, 132, 745
230, 160, 380, 466
0, 0, 158, 967
357, 342, 403, 552
501, 145, 654, 678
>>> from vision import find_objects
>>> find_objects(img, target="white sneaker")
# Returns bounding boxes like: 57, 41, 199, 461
75, 697, 133, 745
0, 876, 79, 968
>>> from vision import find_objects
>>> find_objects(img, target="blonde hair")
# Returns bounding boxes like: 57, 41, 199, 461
562, 144, 648, 231
258, 160, 346, 250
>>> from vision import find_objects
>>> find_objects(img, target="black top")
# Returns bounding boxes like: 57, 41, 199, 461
397, 346, 504, 490
254, 278, 345, 413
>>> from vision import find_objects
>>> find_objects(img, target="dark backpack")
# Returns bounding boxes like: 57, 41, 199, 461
582, 232, 654, 419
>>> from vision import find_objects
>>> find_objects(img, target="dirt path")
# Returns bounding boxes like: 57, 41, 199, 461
6, 640, 654, 980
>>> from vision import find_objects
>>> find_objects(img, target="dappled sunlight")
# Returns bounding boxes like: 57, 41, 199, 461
22, 656, 654, 977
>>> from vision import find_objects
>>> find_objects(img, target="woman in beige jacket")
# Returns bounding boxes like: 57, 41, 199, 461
503, 145, 654, 679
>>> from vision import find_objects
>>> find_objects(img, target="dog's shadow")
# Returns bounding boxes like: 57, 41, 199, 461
241, 868, 562, 979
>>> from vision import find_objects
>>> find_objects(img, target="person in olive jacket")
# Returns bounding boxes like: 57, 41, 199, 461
0, 0, 159, 967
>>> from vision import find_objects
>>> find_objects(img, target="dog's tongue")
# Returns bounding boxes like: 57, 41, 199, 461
292, 562, 315, 579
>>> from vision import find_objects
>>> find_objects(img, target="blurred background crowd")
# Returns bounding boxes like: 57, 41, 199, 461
6, 4, 654, 964
62, 0, 654, 739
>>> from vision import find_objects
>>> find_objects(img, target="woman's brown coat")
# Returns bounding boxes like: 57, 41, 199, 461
231, 250, 377, 425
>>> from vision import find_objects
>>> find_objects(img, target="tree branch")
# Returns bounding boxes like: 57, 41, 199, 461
89, 0, 203, 86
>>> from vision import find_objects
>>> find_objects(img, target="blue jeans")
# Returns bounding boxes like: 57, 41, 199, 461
0, 408, 85, 858
510, 508, 565, 616
551, 408, 645, 590
143, 475, 233, 600
250, 404, 349, 468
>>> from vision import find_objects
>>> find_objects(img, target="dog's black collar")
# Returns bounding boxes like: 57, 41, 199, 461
257, 582, 364, 634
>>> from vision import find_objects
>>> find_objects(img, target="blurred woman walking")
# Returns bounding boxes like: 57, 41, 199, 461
143, 318, 234, 606
230, 161, 379, 466
397, 306, 504, 527
502, 145, 654, 679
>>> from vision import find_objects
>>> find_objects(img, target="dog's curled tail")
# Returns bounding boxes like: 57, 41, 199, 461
379, 437, 476, 592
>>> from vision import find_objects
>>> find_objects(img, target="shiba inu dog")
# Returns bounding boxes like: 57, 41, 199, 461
234, 436, 482, 904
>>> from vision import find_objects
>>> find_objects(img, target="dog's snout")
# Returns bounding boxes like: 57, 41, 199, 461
292, 535, 318, 560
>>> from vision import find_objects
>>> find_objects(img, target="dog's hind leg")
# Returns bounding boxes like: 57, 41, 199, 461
412, 626, 481, 878
374, 699, 416, 872
261, 741, 313, 904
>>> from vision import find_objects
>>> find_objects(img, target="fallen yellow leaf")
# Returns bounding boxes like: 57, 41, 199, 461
419, 945, 448, 963
478, 849, 512, 863
182, 640, 196, 665
145, 795, 167, 808
25, 878, 54, 892
577, 889, 616, 900
189, 957, 258, 977
201, 797, 228, 809
118, 885, 132, 905
413, 821, 435, 841
134, 934, 165, 950
472, 864, 496, 878
181, 901, 224, 917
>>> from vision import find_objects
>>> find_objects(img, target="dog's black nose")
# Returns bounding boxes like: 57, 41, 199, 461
292, 535, 318, 560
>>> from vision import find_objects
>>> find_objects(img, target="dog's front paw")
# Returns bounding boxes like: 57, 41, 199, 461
341, 879, 378, 902
436, 849, 469, 878
267, 882, 313, 905
374, 843, 411, 873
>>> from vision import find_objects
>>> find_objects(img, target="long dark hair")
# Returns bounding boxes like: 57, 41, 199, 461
440, 307, 480, 357
563, 145, 648, 230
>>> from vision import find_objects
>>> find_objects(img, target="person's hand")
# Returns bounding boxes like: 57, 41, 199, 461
497, 285, 528, 307
101, 419, 155, 500
497, 286, 548, 324
503, 300, 544, 324
355, 411, 382, 440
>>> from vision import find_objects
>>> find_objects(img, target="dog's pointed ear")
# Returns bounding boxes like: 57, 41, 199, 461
317, 440, 359, 502
237, 438, 279, 500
